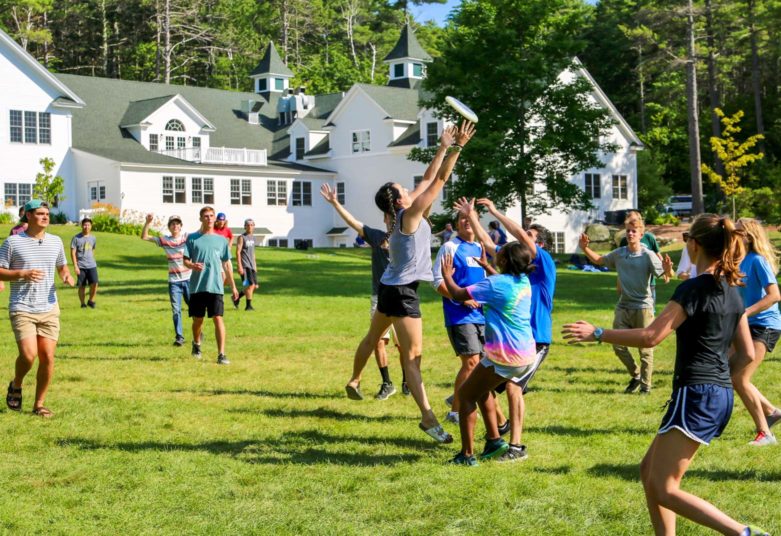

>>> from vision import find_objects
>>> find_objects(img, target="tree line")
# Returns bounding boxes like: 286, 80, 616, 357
2, 0, 779, 223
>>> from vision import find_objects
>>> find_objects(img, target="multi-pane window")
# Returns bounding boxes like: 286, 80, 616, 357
9, 111, 49, 144
162, 176, 186, 203
426, 123, 438, 147
336, 182, 345, 205
268, 238, 288, 248
612, 174, 628, 200
294, 239, 313, 249
149, 134, 159, 152
165, 136, 175, 151
295, 137, 305, 160
351, 130, 370, 153
88, 181, 106, 202
177, 136, 185, 149
4, 183, 32, 206
24, 111, 37, 143
203, 177, 214, 204
292, 181, 312, 206
267, 180, 287, 206
585, 173, 601, 199
192, 177, 203, 204
9, 110, 22, 142
192, 136, 201, 148
165, 119, 185, 131
552, 232, 566, 254
413, 63, 424, 77
230, 179, 252, 205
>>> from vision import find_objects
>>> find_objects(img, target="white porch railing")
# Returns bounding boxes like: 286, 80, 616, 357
157, 146, 267, 166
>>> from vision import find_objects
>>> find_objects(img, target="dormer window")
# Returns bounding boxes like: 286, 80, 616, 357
393, 64, 404, 78
165, 119, 185, 132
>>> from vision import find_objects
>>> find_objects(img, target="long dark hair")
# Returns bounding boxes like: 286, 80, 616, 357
497, 241, 536, 276
375, 182, 400, 240
688, 213, 746, 287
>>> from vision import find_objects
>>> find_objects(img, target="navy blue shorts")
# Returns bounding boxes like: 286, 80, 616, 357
659, 384, 733, 445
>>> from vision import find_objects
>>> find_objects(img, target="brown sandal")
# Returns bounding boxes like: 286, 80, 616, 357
32, 406, 53, 418
6, 381, 21, 411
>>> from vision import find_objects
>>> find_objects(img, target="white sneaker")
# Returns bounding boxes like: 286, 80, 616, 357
748, 431, 777, 446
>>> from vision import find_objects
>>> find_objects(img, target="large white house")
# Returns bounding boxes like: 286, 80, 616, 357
0, 25, 641, 252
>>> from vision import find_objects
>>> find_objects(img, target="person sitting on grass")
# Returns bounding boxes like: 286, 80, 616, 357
563, 213, 769, 536
441, 201, 537, 466
579, 214, 671, 394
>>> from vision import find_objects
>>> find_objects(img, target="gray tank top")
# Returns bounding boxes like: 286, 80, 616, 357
380, 209, 433, 285
240, 233, 256, 268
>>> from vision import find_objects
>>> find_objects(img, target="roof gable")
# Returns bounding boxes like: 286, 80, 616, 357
120, 94, 216, 131
324, 84, 420, 126
250, 41, 294, 78
383, 24, 433, 63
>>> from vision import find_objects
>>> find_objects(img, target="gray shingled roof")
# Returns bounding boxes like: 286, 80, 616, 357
354, 84, 420, 121
119, 95, 176, 127
383, 24, 433, 63
250, 42, 294, 78
388, 122, 420, 147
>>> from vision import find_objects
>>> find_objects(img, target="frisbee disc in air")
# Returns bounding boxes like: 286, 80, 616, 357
445, 96, 479, 123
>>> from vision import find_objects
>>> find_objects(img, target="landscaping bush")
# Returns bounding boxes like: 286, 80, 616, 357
50, 211, 68, 224
0, 212, 14, 224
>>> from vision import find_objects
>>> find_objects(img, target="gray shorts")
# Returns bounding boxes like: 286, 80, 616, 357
446, 323, 485, 357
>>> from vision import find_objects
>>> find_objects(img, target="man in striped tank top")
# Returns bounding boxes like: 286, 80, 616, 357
2, 200, 74, 418
142, 214, 192, 346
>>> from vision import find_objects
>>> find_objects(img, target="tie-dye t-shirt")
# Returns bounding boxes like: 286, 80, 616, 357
466, 273, 536, 367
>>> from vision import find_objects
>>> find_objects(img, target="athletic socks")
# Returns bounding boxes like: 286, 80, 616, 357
379, 366, 391, 384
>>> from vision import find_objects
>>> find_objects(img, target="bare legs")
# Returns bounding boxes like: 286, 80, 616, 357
505, 381, 525, 446
78, 283, 98, 305
732, 341, 776, 436
13, 335, 57, 409
456, 364, 505, 456
452, 354, 479, 413
191, 316, 226, 354
640, 430, 747, 535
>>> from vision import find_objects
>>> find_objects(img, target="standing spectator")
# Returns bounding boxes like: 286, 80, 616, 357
233, 219, 259, 311
71, 217, 99, 309
184, 206, 239, 365
676, 232, 697, 280
10, 207, 26, 236
141, 213, 191, 346
2, 200, 74, 417
214, 212, 234, 247
434, 223, 455, 244
619, 210, 670, 302
488, 220, 507, 246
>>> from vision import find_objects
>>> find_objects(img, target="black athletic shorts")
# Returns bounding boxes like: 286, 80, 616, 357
189, 292, 225, 318
242, 268, 258, 287
76, 267, 99, 287
377, 282, 421, 318
750, 325, 780, 353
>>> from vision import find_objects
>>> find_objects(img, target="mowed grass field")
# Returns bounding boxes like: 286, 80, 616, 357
0, 225, 779, 535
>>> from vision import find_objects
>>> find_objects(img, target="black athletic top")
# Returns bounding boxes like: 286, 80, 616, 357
670, 274, 745, 390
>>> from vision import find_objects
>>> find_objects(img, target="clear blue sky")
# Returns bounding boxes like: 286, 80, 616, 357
412, 0, 598, 26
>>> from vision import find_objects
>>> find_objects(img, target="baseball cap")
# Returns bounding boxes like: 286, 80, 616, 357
216, 212, 227, 221
168, 215, 183, 225
20, 199, 49, 222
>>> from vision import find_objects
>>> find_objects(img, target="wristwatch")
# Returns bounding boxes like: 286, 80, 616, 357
593, 327, 604, 344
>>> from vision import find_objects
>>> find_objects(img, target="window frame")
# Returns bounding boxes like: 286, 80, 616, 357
267, 180, 287, 206
585, 173, 601, 199
393, 63, 404, 78
9, 110, 22, 143
292, 181, 312, 207
612, 174, 628, 200
24, 111, 37, 143
230, 178, 252, 205
295, 137, 305, 160
552, 232, 566, 254
426, 122, 438, 147
149, 133, 159, 152
336, 182, 345, 205
351, 130, 370, 153
165, 119, 185, 132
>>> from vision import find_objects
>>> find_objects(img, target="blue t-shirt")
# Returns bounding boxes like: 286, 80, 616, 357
466, 273, 536, 367
739, 251, 781, 330
529, 247, 556, 344
183, 232, 231, 294
432, 237, 485, 326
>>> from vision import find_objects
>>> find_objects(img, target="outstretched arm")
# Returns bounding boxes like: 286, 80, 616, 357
578, 233, 605, 266
476, 198, 535, 257
454, 197, 497, 253
441, 254, 471, 302
320, 184, 365, 238
141, 214, 156, 242
409, 125, 455, 203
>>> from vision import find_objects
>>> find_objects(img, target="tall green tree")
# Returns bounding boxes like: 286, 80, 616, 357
416, 0, 615, 218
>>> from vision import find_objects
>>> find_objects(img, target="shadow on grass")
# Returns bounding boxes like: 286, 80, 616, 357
60, 429, 435, 466
532, 465, 572, 475
233, 406, 411, 423
588, 463, 781, 482
169, 388, 342, 400
59, 354, 169, 362
526, 424, 649, 437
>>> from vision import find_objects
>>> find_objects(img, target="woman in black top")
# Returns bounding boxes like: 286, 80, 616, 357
564, 214, 768, 535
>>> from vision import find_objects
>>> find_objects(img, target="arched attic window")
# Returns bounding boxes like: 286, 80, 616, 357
165, 119, 185, 131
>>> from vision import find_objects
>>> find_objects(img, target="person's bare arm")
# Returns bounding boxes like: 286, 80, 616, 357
57, 264, 75, 287
223, 259, 238, 300
441, 254, 472, 302
320, 184, 365, 237
476, 198, 535, 256
0, 267, 44, 282
141, 214, 156, 242
453, 197, 497, 253
236, 236, 245, 275
746, 283, 781, 318
729, 315, 757, 373
409, 126, 455, 203
578, 233, 606, 266
70, 247, 80, 275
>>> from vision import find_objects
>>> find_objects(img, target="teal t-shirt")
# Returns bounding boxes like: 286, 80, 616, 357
183, 232, 231, 294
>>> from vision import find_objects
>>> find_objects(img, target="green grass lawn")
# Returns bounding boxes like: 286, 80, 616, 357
0, 225, 778, 535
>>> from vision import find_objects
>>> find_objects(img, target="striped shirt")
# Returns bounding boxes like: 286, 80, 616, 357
153, 233, 192, 283
0, 232, 66, 313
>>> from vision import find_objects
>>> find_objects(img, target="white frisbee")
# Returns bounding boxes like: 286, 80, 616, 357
445, 96, 479, 123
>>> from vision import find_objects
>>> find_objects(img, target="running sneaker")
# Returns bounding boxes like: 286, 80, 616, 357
624, 376, 642, 394
87, 300, 96, 309
217, 354, 231, 365
479, 438, 509, 460
232, 296, 240, 309
498, 420, 511, 436
401, 382, 410, 396
173, 336, 185, 347
445, 394, 454, 408
497, 445, 528, 463
766, 409, 781, 429
245, 304, 255, 311
345, 383, 364, 400
191, 341, 202, 359
448, 452, 478, 466
445, 411, 459, 424
748, 431, 777, 446
743, 525, 770, 536
375, 382, 396, 400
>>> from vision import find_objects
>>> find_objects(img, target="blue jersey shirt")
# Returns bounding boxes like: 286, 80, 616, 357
432, 236, 485, 326
529, 247, 556, 344
739, 251, 781, 330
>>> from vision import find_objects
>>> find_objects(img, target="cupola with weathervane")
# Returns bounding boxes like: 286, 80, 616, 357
249, 41, 294, 94
383, 23, 433, 89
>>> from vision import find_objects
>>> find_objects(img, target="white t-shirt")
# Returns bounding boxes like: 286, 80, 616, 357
676, 247, 697, 278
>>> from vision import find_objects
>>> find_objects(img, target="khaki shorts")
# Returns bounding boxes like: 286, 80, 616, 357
10, 303, 61, 341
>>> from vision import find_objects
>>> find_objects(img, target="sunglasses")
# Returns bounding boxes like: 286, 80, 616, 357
682, 232, 690, 242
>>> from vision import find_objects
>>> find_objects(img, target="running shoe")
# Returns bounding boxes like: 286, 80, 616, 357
748, 431, 777, 446
245, 304, 255, 311
743, 526, 770, 536
448, 452, 478, 466
624, 376, 642, 394
497, 445, 528, 463
445, 394, 454, 408
498, 420, 511, 436
639, 388, 651, 395
401, 382, 410, 396
445, 411, 459, 424
375, 382, 396, 400
191, 341, 202, 359
766, 409, 781, 429
173, 336, 185, 347
345, 383, 363, 400
87, 300, 96, 309
479, 438, 509, 461
217, 354, 231, 365
232, 296, 240, 309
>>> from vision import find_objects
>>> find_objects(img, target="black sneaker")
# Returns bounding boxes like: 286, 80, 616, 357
479, 438, 509, 461
766, 409, 781, 429
375, 382, 396, 400
80, 303, 87, 309
639, 388, 651, 395
245, 304, 255, 311
498, 445, 528, 463
625, 377, 642, 394
87, 300, 96, 309
217, 354, 230, 365
401, 382, 410, 395
498, 420, 511, 436
232, 296, 240, 309
191, 341, 202, 359
173, 337, 185, 347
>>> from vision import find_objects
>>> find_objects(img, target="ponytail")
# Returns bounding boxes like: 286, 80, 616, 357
688, 213, 746, 287
375, 182, 400, 241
